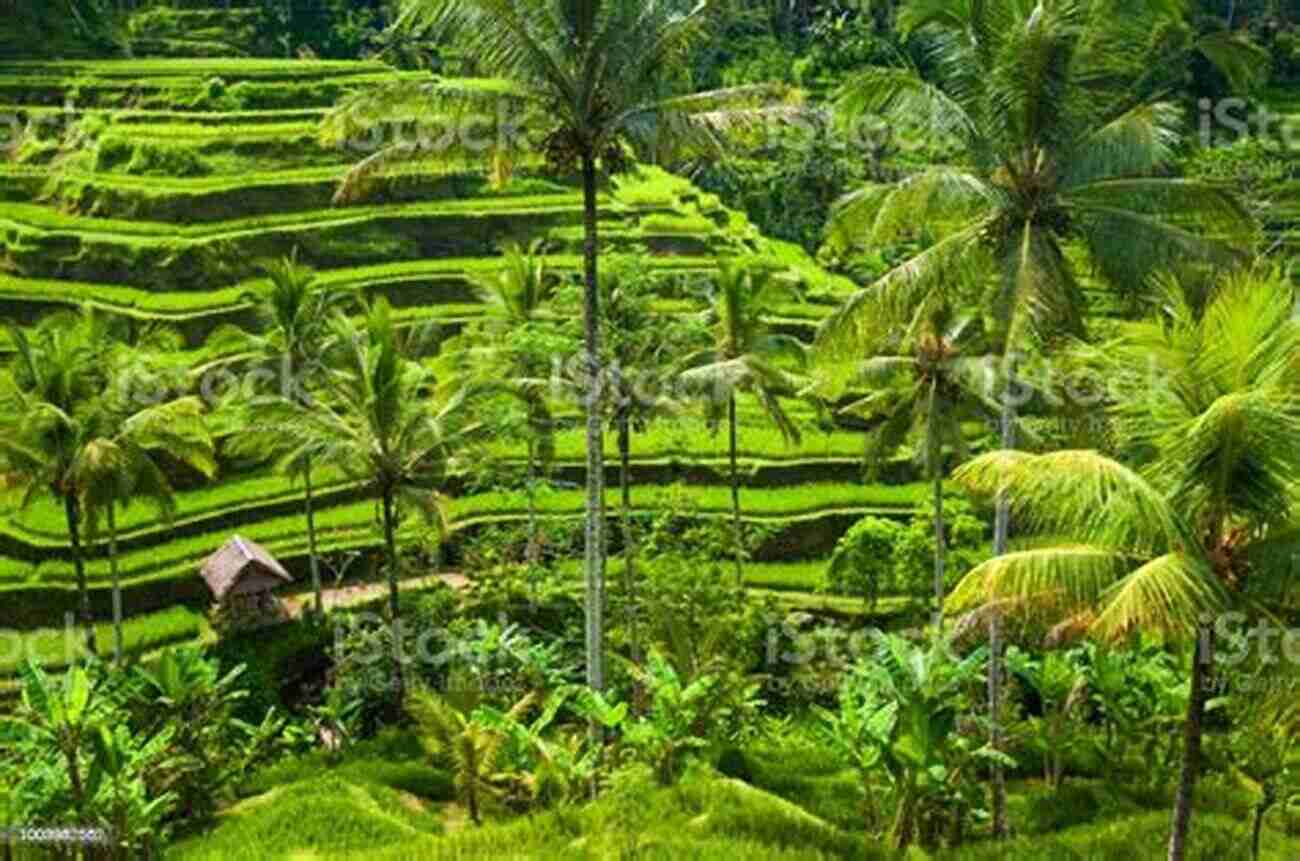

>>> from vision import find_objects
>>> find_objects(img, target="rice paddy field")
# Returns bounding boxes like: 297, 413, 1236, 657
0, 32, 903, 660
7, 5, 1300, 861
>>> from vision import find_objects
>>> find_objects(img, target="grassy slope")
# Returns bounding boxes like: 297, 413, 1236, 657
167, 759, 1300, 861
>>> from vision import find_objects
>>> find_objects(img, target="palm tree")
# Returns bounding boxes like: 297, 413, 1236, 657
222, 253, 349, 617
473, 242, 556, 328
72, 397, 216, 662
599, 260, 687, 665
467, 242, 559, 566
406, 677, 537, 826
815, 302, 993, 628
821, 1, 1260, 829
0, 309, 123, 654
946, 272, 1300, 860
680, 261, 808, 590
249, 299, 494, 707
324, 0, 794, 693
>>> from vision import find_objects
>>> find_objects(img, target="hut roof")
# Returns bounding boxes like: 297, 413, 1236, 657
200, 535, 292, 602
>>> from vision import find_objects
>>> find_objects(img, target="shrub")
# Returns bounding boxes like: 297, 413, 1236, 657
207, 617, 333, 723
826, 515, 901, 603
893, 497, 988, 598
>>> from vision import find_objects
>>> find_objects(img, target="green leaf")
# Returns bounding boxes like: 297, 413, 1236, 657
63, 666, 90, 725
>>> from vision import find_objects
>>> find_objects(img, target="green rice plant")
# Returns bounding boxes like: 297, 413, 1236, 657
240, 729, 454, 803
933, 811, 1299, 860
167, 775, 444, 859
639, 212, 719, 235
171, 770, 871, 860
0, 605, 203, 676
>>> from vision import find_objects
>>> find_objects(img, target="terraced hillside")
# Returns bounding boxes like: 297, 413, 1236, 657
0, 51, 935, 649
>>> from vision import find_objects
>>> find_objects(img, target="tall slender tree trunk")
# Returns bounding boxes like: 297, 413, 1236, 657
1168, 624, 1213, 861
618, 409, 639, 665
580, 149, 606, 693
64, 493, 96, 657
989, 397, 1015, 839
931, 468, 947, 630
304, 453, 323, 617
728, 393, 744, 591
928, 379, 946, 630
380, 485, 404, 712
1250, 792, 1272, 861
108, 505, 122, 664
526, 439, 540, 566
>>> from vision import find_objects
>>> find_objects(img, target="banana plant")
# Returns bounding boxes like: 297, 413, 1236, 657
1005, 646, 1088, 788
132, 647, 283, 823
86, 723, 178, 856
819, 632, 993, 850
477, 687, 597, 808
3, 662, 101, 817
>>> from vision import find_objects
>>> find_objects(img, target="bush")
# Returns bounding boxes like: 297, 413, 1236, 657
826, 515, 901, 603
207, 617, 333, 723
893, 497, 988, 598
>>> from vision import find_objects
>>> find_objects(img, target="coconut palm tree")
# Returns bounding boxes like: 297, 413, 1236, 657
323, 0, 796, 693
473, 241, 556, 328
72, 397, 216, 662
821, 1, 1261, 829
597, 259, 689, 664
680, 261, 808, 590
406, 676, 537, 826
946, 272, 1300, 860
223, 253, 349, 617
467, 242, 560, 566
249, 298, 497, 707
0, 309, 125, 654
815, 302, 994, 628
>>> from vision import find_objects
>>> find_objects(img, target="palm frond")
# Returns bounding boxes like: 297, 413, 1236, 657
954, 449, 1191, 555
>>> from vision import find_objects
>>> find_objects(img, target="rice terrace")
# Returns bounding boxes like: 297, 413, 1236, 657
2, 1, 1300, 859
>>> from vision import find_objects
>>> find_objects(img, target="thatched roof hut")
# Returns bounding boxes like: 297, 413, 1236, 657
200, 535, 293, 604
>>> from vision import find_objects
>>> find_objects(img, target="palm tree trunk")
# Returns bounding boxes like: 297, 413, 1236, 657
932, 468, 947, 630
989, 397, 1015, 839
526, 438, 540, 566
304, 454, 323, 617
1168, 625, 1213, 861
618, 409, 639, 665
928, 378, 946, 630
380, 485, 404, 711
64, 493, 96, 656
108, 504, 122, 664
729, 393, 744, 591
580, 148, 606, 693
1251, 795, 1270, 861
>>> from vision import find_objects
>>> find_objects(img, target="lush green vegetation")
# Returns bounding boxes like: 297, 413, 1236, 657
3, 1, 1300, 859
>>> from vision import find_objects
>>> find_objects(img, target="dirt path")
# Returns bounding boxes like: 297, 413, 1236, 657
280, 572, 470, 619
